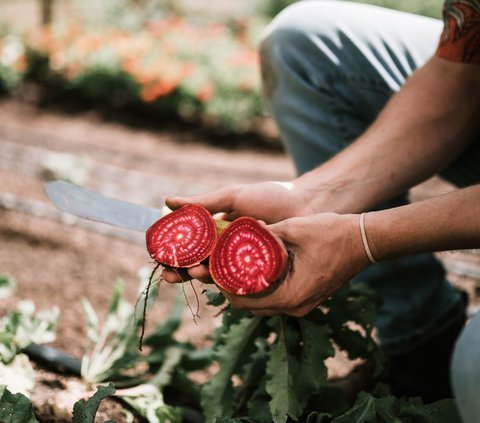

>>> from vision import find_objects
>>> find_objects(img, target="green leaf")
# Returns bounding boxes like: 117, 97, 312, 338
0, 301, 58, 364
329, 390, 460, 423
247, 400, 272, 423
295, 317, 334, 409
149, 347, 185, 389
72, 383, 116, 423
169, 370, 202, 406
116, 382, 182, 423
202, 316, 262, 423
305, 411, 332, 423
324, 282, 385, 377
81, 298, 99, 344
0, 385, 39, 423
374, 395, 402, 423
0, 275, 16, 299
241, 338, 270, 417
266, 317, 302, 423
80, 280, 141, 383
331, 392, 376, 423
204, 290, 226, 307
181, 347, 213, 372
209, 308, 252, 347
144, 287, 184, 348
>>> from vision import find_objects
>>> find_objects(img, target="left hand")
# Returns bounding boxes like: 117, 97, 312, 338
163, 213, 371, 317
225, 213, 371, 316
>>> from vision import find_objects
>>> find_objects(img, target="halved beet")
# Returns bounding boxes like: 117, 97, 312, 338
209, 217, 288, 296
146, 204, 217, 268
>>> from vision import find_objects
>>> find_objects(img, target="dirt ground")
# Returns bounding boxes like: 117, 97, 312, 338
1, 97, 479, 421
0, 97, 296, 421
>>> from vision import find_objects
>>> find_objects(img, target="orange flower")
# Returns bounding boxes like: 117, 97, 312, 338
13, 55, 27, 73
196, 82, 215, 103
77, 34, 103, 54
140, 79, 177, 102
227, 51, 258, 67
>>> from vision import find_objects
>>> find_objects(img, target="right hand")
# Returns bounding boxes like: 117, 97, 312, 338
165, 181, 314, 224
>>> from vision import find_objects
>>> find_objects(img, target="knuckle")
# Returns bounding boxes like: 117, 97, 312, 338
229, 298, 246, 310
286, 305, 312, 318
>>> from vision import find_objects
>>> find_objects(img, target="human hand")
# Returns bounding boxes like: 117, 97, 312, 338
219, 213, 370, 317
164, 213, 371, 316
165, 181, 315, 223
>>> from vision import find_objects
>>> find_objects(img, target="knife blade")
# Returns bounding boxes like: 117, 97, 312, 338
44, 181, 164, 232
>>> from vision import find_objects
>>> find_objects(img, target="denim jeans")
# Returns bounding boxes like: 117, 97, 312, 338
452, 311, 480, 422
260, 0, 480, 353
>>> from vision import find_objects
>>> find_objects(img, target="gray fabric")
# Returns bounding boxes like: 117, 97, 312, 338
452, 312, 480, 423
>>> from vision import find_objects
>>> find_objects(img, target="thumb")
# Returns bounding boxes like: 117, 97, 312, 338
166, 187, 235, 214
268, 219, 298, 245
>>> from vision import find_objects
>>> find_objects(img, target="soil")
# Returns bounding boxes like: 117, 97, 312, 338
0, 97, 296, 422
0, 97, 479, 422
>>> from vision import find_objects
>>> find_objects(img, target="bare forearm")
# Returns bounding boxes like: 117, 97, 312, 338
365, 185, 480, 261
295, 57, 480, 214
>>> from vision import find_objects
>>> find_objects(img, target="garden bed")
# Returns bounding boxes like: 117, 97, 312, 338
0, 100, 478, 422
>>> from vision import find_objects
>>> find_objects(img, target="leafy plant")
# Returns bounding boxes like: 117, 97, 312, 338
72, 383, 116, 423
0, 385, 39, 423
116, 349, 185, 423
0, 383, 117, 423
25, 18, 264, 134
79, 271, 209, 421
80, 279, 143, 383
0, 354, 36, 396
0, 265, 464, 422
0, 299, 59, 365
0, 274, 15, 299
306, 385, 461, 423
200, 282, 385, 423
0, 32, 26, 94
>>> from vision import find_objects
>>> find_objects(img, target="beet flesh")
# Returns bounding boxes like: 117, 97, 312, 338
146, 204, 217, 268
209, 217, 288, 296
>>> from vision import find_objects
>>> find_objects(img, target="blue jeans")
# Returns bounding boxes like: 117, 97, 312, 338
452, 311, 480, 421
260, 1, 480, 353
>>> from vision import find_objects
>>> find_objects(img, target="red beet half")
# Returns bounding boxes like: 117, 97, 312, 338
146, 204, 217, 268
209, 217, 288, 296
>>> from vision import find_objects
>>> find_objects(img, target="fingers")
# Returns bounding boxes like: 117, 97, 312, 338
166, 186, 236, 214
268, 219, 297, 244
252, 309, 281, 317
187, 265, 214, 284
162, 267, 191, 284
161, 264, 214, 285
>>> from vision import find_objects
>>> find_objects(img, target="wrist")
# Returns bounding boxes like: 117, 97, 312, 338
359, 213, 378, 264
293, 172, 367, 215
341, 213, 373, 271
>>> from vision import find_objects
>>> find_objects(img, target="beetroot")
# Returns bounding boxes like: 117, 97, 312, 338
146, 206, 288, 296
209, 217, 288, 296
146, 204, 217, 268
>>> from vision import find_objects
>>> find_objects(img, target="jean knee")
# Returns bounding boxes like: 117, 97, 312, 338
259, 1, 341, 101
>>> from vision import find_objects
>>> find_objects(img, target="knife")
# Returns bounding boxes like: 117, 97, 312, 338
44, 181, 165, 232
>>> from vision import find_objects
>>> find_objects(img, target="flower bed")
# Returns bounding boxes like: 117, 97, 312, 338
0, 32, 26, 94
22, 18, 265, 134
